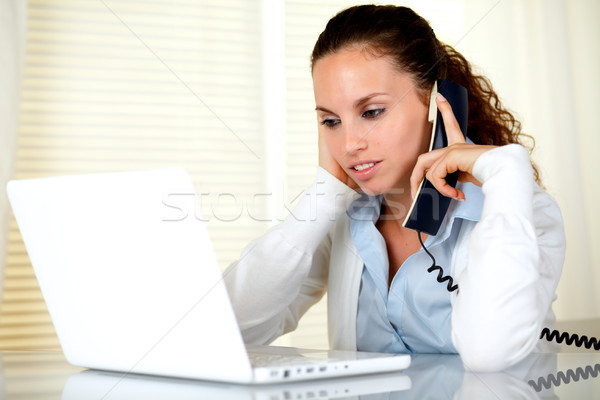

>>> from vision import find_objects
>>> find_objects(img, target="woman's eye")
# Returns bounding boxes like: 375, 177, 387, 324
321, 118, 341, 128
362, 108, 385, 119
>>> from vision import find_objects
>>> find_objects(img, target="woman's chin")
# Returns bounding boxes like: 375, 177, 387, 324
356, 183, 385, 197
357, 182, 408, 198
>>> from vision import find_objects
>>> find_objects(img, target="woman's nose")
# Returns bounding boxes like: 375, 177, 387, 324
342, 124, 367, 155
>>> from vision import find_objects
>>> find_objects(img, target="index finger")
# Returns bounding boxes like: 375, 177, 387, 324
435, 93, 466, 145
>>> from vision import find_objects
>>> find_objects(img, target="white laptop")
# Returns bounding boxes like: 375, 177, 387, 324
7, 168, 410, 384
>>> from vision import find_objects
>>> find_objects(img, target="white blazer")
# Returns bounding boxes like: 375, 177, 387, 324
224, 144, 565, 371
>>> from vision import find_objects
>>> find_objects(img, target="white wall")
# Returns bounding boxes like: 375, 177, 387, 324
460, 0, 600, 320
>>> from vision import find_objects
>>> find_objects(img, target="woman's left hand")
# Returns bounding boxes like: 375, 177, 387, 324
410, 93, 496, 201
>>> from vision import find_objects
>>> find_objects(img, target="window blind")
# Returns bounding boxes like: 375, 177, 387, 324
1, 0, 266, 350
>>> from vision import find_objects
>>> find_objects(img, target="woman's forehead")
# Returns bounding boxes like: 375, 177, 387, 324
312, 48, 423, 104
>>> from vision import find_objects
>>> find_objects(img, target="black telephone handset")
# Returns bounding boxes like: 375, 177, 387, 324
402, 80, 469, 236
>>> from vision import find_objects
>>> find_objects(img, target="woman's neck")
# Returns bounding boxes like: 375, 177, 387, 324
381, 189, 413, 224
377, 197, 426, 288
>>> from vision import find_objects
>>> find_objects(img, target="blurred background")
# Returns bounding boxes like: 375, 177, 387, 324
0, 0, 598, 350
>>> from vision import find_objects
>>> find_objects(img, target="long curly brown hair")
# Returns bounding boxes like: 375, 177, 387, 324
311, 4, 540, 183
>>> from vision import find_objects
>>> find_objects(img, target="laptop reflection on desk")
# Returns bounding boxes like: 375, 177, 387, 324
62, 368, 411, 400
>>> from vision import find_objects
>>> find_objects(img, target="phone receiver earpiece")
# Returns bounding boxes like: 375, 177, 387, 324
402, 80, 468, 236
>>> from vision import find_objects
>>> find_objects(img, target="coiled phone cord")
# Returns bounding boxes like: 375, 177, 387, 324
417, 232, 459, 293
528, 363, 600, 392
417, 231, 600, 351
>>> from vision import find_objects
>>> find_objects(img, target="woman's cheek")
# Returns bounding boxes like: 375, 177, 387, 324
325, 135, 344, 162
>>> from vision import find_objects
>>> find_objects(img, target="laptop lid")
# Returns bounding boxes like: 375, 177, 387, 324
7, 169, 254, 382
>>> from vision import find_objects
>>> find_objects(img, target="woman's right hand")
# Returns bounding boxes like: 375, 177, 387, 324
318, 130, 360, 190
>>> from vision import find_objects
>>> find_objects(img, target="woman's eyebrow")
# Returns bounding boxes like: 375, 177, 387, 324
354, 92, 389, 109
315, 92, 389, 114
315, 105, 335, 114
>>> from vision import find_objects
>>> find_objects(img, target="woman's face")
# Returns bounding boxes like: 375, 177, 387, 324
312, 47, 431, 198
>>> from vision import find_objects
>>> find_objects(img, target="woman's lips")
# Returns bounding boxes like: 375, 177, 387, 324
349, 160, 382, 181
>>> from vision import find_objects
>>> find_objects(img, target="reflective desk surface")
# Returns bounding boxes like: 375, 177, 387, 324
1, 348, 599, 399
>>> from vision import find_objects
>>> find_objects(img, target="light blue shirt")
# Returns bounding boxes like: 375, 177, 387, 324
349, 182, 484, 354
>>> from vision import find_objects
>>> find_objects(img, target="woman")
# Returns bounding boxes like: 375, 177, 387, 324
224, 4, 564, 371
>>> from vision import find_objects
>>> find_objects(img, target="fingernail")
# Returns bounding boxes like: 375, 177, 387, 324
436, 93, 447, 102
